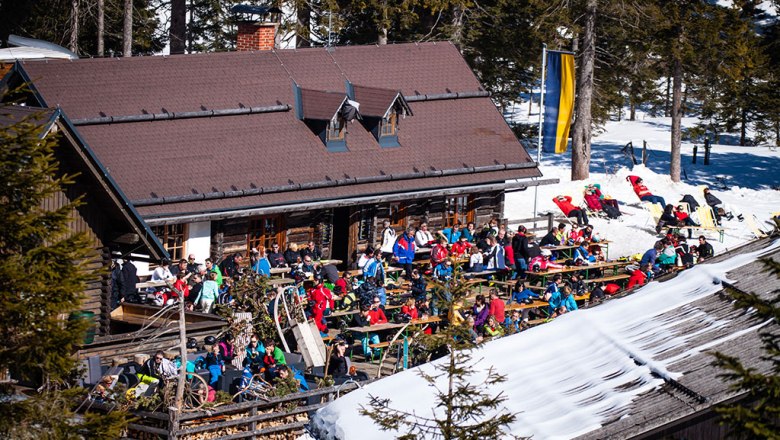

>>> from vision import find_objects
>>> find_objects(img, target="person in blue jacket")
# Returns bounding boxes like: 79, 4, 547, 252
545, 275, 563, 315
640, 242, 663, 269
393, 227, 417, 279
573, 243, 597, 263
251, 247, 272, 276
439, 222, 463, 244
560, 285, 578, 312
433, 259, 454, 281
507, 280, 539, 304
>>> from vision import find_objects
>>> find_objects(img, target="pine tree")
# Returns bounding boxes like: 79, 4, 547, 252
359, 268, 518, 439
712, 258, 780, 439
0, 102, 129, 436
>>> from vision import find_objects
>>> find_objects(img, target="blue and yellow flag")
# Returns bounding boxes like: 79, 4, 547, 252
542, 51, 575, 154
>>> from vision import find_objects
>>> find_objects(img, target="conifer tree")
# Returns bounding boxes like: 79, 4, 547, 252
359, 267, 517, 439
0, 103, 129, 437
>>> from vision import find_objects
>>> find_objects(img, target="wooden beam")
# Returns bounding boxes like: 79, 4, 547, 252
145, 178, 560, 226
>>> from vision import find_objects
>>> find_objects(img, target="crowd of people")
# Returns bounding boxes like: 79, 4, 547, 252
104, 174, 736, 392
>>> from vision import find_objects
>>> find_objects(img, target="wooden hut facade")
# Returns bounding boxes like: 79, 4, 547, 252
4, 41, 553, 275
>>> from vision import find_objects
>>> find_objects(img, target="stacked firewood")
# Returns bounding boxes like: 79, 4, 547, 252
177, 408, 308, 440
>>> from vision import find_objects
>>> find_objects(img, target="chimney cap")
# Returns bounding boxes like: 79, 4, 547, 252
231, 4, 282, 19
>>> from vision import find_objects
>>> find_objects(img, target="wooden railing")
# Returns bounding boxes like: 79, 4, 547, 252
119, 380, 369, 439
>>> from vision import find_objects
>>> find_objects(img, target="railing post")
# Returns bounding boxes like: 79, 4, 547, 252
250, 405, 258, 440
168, 407, 180, 440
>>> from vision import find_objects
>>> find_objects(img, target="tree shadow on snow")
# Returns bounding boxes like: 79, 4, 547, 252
533, 140, 780, 190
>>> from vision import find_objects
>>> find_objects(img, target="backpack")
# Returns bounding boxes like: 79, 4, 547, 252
603, 204, 621, 219
680, 194, 700, 211
355, 283, 377, 307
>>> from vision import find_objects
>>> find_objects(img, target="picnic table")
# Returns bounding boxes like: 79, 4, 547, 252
540, 240, 612, 259
266, 277, 295, 286
346, 315, 441, 333
525, 260, 629, 286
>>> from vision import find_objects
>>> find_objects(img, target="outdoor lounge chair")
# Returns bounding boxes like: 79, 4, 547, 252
643, 202, 664, 227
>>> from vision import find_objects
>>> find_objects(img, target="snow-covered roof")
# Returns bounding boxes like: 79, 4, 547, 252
0, 35, 77, 62
0, 47, 76, 62
311, 237, 780, 439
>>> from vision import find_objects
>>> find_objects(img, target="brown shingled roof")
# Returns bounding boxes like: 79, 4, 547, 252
300, 88, 347, 121
16, 42, 541, 218
352, 84, 405, 118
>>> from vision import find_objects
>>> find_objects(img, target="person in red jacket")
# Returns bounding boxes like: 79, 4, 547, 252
487, 289, 505, 324
307, 279, 332, 334
674, 205, 700, 238
368, 297, 388, 324
627, 175, 666, 206
430, 237, 449, 268
553, 195, 589, 226
450, 235, 472, 258
627, 264, 650, 289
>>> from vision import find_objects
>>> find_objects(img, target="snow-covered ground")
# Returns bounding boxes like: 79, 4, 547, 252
505, 109, 780, 258
310, 240, 780, 439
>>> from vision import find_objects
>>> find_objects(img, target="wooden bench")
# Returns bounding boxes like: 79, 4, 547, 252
586, 274, 630, 284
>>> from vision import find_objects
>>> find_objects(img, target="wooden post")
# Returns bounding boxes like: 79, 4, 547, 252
692, 144, 698, 164
704, 138, 711, 165
172, 282, 187, 411
250, 405, 258, 440
168, 407, 180, 440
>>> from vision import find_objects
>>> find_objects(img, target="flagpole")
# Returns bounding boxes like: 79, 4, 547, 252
533, 44, 547, 221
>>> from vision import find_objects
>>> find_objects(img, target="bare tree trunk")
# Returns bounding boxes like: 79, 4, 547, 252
664, 75, 671, 117
378, 0, 388, 44
122, 0, 132, 57
739, 106, 747, 146
69, 0, 79, 54
670, 57, 683, 182
170, 0, 186, 54
630, 101, 636, 121
97, 0, 104, 56
296, 1, 311, 48
450, 6, 464, 45
681, 82, 688, 117
571, 0, 596, 181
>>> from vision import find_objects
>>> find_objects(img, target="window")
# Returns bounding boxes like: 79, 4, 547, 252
444, 195, 474, 228
358, 208, 375, 241
380, 113, 397, 137
248, 215, 285, 253
151, 224, 187, 261
326, 118, 345, 142
389, 202, 406, 228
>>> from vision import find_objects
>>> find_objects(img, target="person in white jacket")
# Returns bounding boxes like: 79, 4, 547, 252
379, 220, 396, 261
414, 222, 435, 247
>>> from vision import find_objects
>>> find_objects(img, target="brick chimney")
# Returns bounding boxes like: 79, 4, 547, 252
237, 22, 278, 51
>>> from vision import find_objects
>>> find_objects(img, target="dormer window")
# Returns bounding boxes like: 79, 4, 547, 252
292, 82, 356, 152
327, 117, 345, 142
380, 113, 397, 137
347, 83, 412, 149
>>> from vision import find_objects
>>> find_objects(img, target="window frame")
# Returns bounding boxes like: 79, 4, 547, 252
358, 208, 376, 242
326, 117, 345, 142
443, 195, 474, 228
247, 215, 286, 255
380, 112, 397, 137
389, 202, 407, 228
151, 223, 188, 262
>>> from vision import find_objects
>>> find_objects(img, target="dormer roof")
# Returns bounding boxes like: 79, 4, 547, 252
298, 88, 349, 121
349, 84, 412, 119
